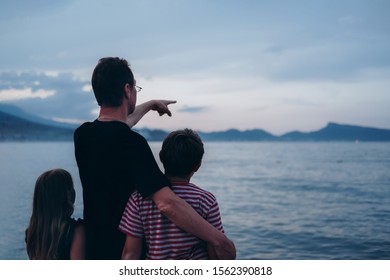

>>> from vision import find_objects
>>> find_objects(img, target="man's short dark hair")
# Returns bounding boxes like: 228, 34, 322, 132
91, 57, 134, 107
159, 129, 204, 177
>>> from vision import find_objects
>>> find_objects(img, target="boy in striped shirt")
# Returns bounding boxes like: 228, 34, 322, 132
119, 128, 227, 259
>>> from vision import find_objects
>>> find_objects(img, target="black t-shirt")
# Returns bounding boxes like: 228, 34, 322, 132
74, 120, 170, 259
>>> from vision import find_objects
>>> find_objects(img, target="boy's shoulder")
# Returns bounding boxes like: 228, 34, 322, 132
171, 182, 217, 201
130, 182, 217, 204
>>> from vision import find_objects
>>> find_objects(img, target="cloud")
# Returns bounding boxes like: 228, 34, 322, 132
52, 117, 87, 124
338, 15, 359, 26
82, 84, 92, 92
0, 1, 71, 21
0, 88, 55, 101
0, 70, 97, 122
177, 105, 210, 113
0, 1, 389, 133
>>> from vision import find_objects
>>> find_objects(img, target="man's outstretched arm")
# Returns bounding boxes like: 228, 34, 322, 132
127, 100, 177, 128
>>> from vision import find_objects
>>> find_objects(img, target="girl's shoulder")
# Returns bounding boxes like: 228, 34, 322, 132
69, 218, 85, 229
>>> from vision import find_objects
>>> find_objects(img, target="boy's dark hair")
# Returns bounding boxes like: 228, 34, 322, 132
91, 57, 134, 107
159, 128, 204, 177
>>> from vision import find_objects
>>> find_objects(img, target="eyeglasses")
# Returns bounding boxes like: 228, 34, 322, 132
135, 85, 142, 92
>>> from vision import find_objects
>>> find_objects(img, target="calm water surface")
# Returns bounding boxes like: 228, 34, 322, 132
0, 142, 389, 259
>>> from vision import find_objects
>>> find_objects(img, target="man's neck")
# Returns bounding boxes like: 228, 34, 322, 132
98, 106, 127, 123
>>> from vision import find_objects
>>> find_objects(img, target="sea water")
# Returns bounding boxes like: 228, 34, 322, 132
0, 142, 389, 260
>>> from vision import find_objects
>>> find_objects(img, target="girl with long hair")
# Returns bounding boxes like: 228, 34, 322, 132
25, 169, 85, 259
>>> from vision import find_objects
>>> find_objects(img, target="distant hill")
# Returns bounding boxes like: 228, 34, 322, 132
199, 129, 277, 141
0, 103, 77, 129
1, 104, 390, 142
0, 110, 75, 141
135, 128, 168, 141
280, 122, 390, 142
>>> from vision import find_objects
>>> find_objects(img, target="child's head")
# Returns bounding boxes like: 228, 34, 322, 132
32, 168, 76, 220
159, 128, 204, 177
26, 168, 76, 259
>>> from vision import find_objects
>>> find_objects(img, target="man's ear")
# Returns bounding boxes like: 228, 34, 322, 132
124, 83, 131, 99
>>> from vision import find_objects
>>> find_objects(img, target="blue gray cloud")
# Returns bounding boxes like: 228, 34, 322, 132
0, 71, 96, 122
0, 0, 389, 133
177, 106, 210, 113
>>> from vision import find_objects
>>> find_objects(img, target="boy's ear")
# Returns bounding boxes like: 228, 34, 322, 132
193, 160, 202, 173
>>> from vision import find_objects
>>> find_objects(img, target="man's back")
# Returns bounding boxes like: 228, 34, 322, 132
74, 120, 169, 259
119, 182, 224, 259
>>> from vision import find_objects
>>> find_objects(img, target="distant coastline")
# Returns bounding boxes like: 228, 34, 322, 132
1, 104, 390, 142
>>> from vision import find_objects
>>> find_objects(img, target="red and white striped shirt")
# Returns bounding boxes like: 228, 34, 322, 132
118, 182, 224, 259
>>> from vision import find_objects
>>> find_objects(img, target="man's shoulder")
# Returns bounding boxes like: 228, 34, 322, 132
74, 120, 144, 139
74, 120, 100, 137
74, 121, 92, 142
75, 121, 92, 132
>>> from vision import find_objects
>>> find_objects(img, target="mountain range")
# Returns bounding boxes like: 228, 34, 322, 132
1, 104, 390, 142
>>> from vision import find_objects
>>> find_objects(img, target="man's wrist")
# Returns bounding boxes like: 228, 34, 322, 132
208, 229, 225, 246
147, 100, 157, 110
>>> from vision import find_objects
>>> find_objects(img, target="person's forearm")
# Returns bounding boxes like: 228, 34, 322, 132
127, 100, 155, 128
153, 188, 219, 241
121, 236, 143, 260
207, 243, 218, 260
70, 225, 86, 260
163, 196, 236, 259
156, 188, 226, 244
122, 250, 141, 260
127, 99, 176, 127
162, 196, 223, 241
153, 188, 235, 259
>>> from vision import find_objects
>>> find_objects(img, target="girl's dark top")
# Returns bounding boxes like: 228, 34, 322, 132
59, 218, 84, 260
74, 120, 170, 260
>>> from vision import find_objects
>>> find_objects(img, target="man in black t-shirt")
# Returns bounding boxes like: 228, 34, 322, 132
75, 121, 170, 259
74, 57, 236, 260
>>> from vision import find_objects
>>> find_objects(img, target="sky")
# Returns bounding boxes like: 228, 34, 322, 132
0, 0, 389, 135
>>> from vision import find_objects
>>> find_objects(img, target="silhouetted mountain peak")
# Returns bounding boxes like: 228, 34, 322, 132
281, 122, 390, 141
0, 103, 26, 116
0, 110, 75, 141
